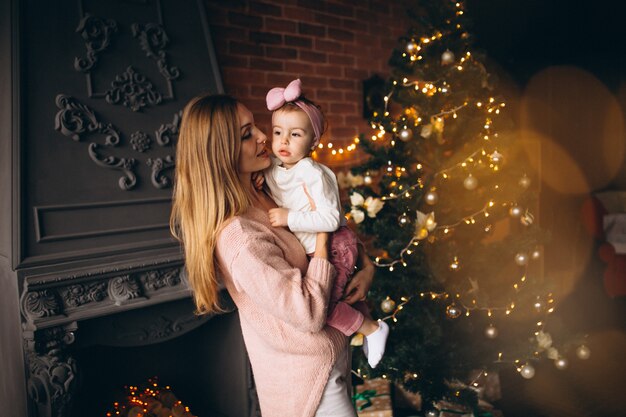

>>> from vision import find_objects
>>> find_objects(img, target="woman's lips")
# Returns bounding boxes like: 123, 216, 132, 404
257, 148, 268, 157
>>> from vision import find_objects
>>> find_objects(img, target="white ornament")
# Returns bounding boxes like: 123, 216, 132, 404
576, 345, 591, 360
514, 252, 529, 266
425, 190, 438, 205
490, 150, 503, 164
521, 210, 534, 226
531, 249, 541, 260
463, 174, 478, 190
415, 210, 437, 240
351, 208, 365, 224
364, 196, 384, 218
420, 124, 433, 138
520, 363, 535, 379
485, 324, 498, 339
555, 358, 569, 370
399, 128, 413, 141
441, 49, 455, 65
406, 41, 418, 53
363, 174, 373, 185
398, 213, 411, 225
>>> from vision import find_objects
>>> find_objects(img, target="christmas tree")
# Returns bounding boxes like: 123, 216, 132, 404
343, 1, 589, 414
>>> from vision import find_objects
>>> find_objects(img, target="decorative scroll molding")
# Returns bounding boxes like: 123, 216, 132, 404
54, 94, 140, 190
60, 282, 108, 308
88, 143, 138, 190
74, 5, 181, 107
54, 94, 120, 145
105, 66, 163, 111
54, 95, 181, 190
155, 110, 182, 146
21, 290, 63, 320
21, 266, 186, 323
120, 312, 203, 345
74, 14, 118, 73
132, 22, 181, 82
108, 275, 142, 305
25, 323, 78, 417
147, 155, 175, 189
140, 267, 181, 291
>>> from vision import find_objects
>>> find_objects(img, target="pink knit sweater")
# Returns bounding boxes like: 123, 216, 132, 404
216, 207, 348, 417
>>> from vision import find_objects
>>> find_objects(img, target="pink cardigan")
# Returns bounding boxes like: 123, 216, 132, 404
216, 207, 347, 417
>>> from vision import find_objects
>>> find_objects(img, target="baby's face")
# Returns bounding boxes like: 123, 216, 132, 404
271, 109, 315, 169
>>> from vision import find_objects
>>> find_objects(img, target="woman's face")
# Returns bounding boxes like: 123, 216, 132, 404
237, 103, 270, 175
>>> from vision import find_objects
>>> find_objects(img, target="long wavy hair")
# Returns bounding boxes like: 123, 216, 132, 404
170, 94, 251, 315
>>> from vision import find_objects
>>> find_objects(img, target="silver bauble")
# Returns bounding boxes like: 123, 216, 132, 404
485, 324, 498, 339
555, 358, 569, 370
509, 205, 522, 218
520, 363, 535, 379
363, 174, 373, 185
399, 128, 413, 141
576, 345, 591, 360
398, 213, 411, 226
425, 190, 438, 205
446, 304, 461, 319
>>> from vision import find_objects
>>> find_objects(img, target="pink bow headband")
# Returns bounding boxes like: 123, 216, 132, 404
266, 79, 324, 146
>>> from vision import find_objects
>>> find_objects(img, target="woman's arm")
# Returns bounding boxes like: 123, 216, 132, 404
343, 239, 375, 304
224, 226, 334, 333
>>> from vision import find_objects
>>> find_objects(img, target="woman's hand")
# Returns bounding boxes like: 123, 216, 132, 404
313, 232, 330, 260
252, 171, 265, 191
343, 242, 375, 304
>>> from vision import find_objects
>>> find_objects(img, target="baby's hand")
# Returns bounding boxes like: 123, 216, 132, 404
252, 171, 265, 191
268, 208, 289, 227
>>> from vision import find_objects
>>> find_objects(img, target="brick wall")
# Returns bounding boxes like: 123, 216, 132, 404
204, 0, 412, 168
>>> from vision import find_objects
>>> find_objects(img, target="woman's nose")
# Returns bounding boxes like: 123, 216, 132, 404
257, 132, 267, 144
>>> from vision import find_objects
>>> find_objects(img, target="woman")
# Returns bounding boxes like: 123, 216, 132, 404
170, 94, 374, 417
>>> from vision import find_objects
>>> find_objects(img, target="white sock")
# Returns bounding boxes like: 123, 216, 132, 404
365, 321, 389, 368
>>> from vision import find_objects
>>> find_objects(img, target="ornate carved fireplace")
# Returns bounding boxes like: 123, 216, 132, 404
0, 1, 253, 416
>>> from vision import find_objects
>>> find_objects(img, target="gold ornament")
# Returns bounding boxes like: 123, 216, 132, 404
441, 49, 455, 65
463, 174, 478, 190
576, 345, 591, 360
381, 297, 396, 313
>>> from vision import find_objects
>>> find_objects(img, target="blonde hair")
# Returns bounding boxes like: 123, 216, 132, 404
170, 94, 251, 315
